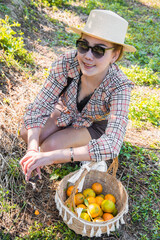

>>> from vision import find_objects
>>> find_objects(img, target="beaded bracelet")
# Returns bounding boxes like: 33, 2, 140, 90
27, 149, 38, 152
70, 147, 74, 162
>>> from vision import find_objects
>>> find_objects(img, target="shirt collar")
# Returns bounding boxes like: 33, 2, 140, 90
68, 50, 81, 79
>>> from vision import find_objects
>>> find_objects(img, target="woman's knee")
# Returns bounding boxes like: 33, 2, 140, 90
40, 137, 60, 152
19, 126, 28, 142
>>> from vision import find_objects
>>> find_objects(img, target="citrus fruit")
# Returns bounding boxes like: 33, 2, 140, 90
87, 203, 101, 218
86, 196, 96, 205
34, 210, 39, 215
101, 200, 115, 213
103, 213, 114, 221
97, 194, 104, 198
98, 208, 103, 217
83, 188, 96, 198
67, 185, 78, 197
93, 217, 104, 222
80, 212, 91, 221
91, 182, 103, 195
77, 204, 87, 209
95, 196, 104, 206
104, 194, 116, 204
74, 193, 85, 206
112, 207, 118, 216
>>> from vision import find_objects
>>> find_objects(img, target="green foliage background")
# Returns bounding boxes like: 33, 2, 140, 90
0, 0, 160, 240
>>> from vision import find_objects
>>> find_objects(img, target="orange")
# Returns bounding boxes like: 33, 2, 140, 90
93, 217, 104, 222
34, 210, 40, 215
112, 207, 118, 216
86, 196, 96, 205
98, 208, 103, 217
97, 194, 104, 198
87, 203, 101, 218
95, 196, 104, 206
103, 213, 114, 221
104, 194, 116, 204
77, 204, 87, 209
83, 188, 96, 198
67, 185, 78, 197
101, 200, 115, 213
91, 182, 103, 195
80, 212, 91, 221
74, 193, 85, 206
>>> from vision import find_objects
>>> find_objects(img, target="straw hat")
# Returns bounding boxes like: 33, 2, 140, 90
70, 10, 136, 52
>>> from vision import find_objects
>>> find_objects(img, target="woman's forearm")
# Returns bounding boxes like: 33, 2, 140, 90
50, 145, 91, 164
27, 128, 41, 150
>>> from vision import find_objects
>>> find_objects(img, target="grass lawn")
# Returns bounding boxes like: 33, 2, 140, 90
0, 0, 159, 239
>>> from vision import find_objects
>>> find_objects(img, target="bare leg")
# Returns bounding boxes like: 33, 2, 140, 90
20, 108, 62, 145
41, 126, 92, 152
20, 107, 92, 151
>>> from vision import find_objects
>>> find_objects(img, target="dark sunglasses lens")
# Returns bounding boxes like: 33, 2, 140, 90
76, 40, 105, 58
92, 46, 105, 58
76, 41, 89, 54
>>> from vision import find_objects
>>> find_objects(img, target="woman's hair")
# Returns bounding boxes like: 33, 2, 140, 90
113, 43, 124, 62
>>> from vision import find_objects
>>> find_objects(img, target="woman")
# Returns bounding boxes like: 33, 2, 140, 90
20, 10, 136, 181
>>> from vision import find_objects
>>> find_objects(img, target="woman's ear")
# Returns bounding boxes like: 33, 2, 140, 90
111, 50, 121, 64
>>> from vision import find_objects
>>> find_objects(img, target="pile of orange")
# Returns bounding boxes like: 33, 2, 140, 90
66, 182, 118, 222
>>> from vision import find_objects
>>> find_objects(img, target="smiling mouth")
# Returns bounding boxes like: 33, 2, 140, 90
83, 62, 95, 69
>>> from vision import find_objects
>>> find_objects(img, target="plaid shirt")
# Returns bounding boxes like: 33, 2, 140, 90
24, 50, 134, 161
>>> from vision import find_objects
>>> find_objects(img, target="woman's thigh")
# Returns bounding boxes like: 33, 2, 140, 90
40, 126, 92, 152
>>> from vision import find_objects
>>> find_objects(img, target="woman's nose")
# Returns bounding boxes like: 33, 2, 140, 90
84, 48, 94, 59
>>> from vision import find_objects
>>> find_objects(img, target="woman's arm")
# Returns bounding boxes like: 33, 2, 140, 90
20, 145, 91, 181
27, 128, 41, 150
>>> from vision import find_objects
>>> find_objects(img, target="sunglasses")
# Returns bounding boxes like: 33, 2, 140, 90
76, 39, 115, 59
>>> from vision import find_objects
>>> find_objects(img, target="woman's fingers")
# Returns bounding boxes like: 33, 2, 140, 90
36, 167, 42, 179
25, 159, 39, 181
23, 157, 34, 174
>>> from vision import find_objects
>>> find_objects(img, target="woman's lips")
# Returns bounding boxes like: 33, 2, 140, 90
83, 62, 95, 69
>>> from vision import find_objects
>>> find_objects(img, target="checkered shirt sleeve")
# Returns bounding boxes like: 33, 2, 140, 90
88, 84, 133, 162
23, 53, 70, 129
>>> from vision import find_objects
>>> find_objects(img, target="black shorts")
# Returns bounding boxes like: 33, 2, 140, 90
87, 120, 108, 139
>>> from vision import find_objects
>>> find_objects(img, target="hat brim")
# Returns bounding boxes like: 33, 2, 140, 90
70, 26, 136, 53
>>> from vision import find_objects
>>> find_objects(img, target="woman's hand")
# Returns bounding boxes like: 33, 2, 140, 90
20, 150, 53, 181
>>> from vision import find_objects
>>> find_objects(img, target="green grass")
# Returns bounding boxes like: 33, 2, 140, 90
119, 142, 160, 240
120, 65, 160, 86
50, 163, 80, 180
0, 0, 160, 239
129, 89, 160, 128
14, 221, 87, 240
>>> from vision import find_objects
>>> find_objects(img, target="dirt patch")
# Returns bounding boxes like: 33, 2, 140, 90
0, 1, 159, 239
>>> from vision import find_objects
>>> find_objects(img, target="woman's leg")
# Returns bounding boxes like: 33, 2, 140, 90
40, 126, 92, 152
20, 108, 62, 145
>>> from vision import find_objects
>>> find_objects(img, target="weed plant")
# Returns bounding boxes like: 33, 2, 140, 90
0, 16, 33, 69
0, 0, 160, 240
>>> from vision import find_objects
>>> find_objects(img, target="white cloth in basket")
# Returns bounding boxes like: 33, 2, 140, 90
68, 161, 107, 192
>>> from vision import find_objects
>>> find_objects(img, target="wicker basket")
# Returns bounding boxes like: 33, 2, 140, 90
55, 158, 128, 237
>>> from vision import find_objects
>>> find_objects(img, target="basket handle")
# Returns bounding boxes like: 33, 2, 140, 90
106, 157, 118, 177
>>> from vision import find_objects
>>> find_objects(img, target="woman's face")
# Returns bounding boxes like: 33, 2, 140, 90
77, 34, 119, 81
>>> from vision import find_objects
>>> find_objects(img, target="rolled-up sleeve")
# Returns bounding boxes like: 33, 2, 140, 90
88, 85, 133, 161
24, 55, 68, 129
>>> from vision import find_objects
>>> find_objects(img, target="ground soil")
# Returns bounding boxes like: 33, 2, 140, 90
0, 1, 159, 239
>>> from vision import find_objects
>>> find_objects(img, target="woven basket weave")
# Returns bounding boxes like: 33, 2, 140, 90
55, 158, 128, 237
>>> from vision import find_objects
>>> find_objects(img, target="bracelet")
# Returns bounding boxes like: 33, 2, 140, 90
27, 149, 38, 153
70, 147, 74, 163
